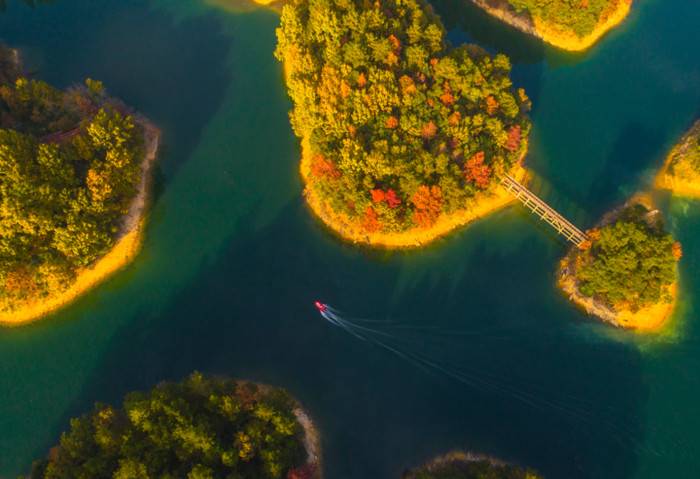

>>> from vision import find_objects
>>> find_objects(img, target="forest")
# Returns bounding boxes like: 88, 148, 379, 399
275, 0, 530, 235
574, 203, 679, 311
0, 55, 145, 310
29, 373, 308, 479
505, 0, 627, 38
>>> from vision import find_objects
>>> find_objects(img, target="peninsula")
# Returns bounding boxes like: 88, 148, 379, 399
29, 373, 321, 479
402, 450, 541, 479
469, 0, 632, 51
558, 196, 680, 331
275, 0, 531, 248
0, 48, 159, 325
656, 119, 700, 198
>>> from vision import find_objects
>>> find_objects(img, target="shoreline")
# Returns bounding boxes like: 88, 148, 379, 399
469, 0, 632, 51
300, 136, 529, 249
557, 195, 677, 331
205, 0, 285, 13
655, 120, 700, 199
403, 450, 535, 478
242, 380, 322, 478
292, 406, 323, 478
0, 120, 160, 327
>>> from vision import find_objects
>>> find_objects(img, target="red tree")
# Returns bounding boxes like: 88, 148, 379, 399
464, 151, 491, 189
371, 189, 386, 203
362, 206, 381, 233
310, 154, 341, 179
385, 189, 401, 208
287, 464, 316, 479
385, 115, 399, 129
506, 125, 521, 152
411, 185, 442, 228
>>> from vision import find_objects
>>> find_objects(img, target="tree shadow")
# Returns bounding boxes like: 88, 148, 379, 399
430, 0, 545, 65
45, 197, 648, 479
0, 0, 233, 183
587, 122, 667, 220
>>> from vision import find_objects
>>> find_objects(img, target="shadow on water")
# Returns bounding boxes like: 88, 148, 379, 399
587, 123, 667, 220
0, 0, 233, 181
430, 0, 544, 65
53, 197, 648, 479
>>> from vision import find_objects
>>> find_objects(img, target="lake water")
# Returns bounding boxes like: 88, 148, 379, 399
0, 0, 699, 477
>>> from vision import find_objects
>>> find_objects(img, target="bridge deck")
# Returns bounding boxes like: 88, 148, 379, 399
500, 174, 588, 247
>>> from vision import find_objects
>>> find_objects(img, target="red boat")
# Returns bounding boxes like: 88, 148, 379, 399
314, 301, 327, 313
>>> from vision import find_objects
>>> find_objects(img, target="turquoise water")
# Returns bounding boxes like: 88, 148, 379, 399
0, 0, 699, 477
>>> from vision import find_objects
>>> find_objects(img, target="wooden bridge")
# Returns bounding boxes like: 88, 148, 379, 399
500, 174, 588, 247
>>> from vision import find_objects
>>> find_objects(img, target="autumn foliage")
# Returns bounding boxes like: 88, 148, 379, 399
672, 241, 683, 260
506, 125, 522, 152
0, 77, 145, 308
464, 151, 491, 189
362, 206, 381, 232
288, 464, 317, 479
412, 185, 443, 228
276, 0, 530, 236
310, 154, 341, 179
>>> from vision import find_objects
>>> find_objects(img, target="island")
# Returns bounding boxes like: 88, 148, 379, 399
469, 0, 632, 51
402, 451, 541, 479
275, 0, 531, 248
558, 196, 680, 331
29, 373, 321, 479
0, 47, 159, 325
656, 119, 700, 198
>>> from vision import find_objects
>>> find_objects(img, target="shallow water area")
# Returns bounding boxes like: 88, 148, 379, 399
0, 0, 699, 478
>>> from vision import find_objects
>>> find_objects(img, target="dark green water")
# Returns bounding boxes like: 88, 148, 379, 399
0, 0, 699, 477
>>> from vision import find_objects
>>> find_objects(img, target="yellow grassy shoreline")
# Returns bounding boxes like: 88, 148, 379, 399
300, 137, 529, 249
470, 0, 632, 51
0, 122, 161, 327
559, 257, 677, 332
557, 194, 677, 332
655, 120, 700, 199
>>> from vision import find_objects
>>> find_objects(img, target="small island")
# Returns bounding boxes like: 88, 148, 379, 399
275, 0, 531, 248
558, 197, 680, 331
656, 119, 700, 198
29, 373, 321, 479
0, 47, 159, 325
469, 0, 632, 51
402, 451, 541, 479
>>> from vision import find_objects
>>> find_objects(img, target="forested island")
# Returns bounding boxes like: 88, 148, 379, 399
0, 46, 159, 325
656, 120, 700, 198
275, 0, 531, 247
29, 373, 320, 479
469, 0, 632, 51
558, 197, 680, 330
402, 451, 540, 479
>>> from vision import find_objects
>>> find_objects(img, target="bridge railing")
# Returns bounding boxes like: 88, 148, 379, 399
499, 174, 588, 247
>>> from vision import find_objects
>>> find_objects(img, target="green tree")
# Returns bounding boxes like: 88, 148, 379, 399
275, 0, 530, 235
575, 204, 678, 310
0, 70, 146, 309
29, 373, 307, 479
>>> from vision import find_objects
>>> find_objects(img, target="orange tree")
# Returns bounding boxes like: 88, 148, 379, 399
275, 0, 530, 234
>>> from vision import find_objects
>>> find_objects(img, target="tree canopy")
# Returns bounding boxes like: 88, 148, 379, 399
0, 68, 145, 309
29, 373, 308, 479
575, 204, 679, 311
666, 120, 700, 181
506, 0, 627, 38
275, 0, 530, 234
